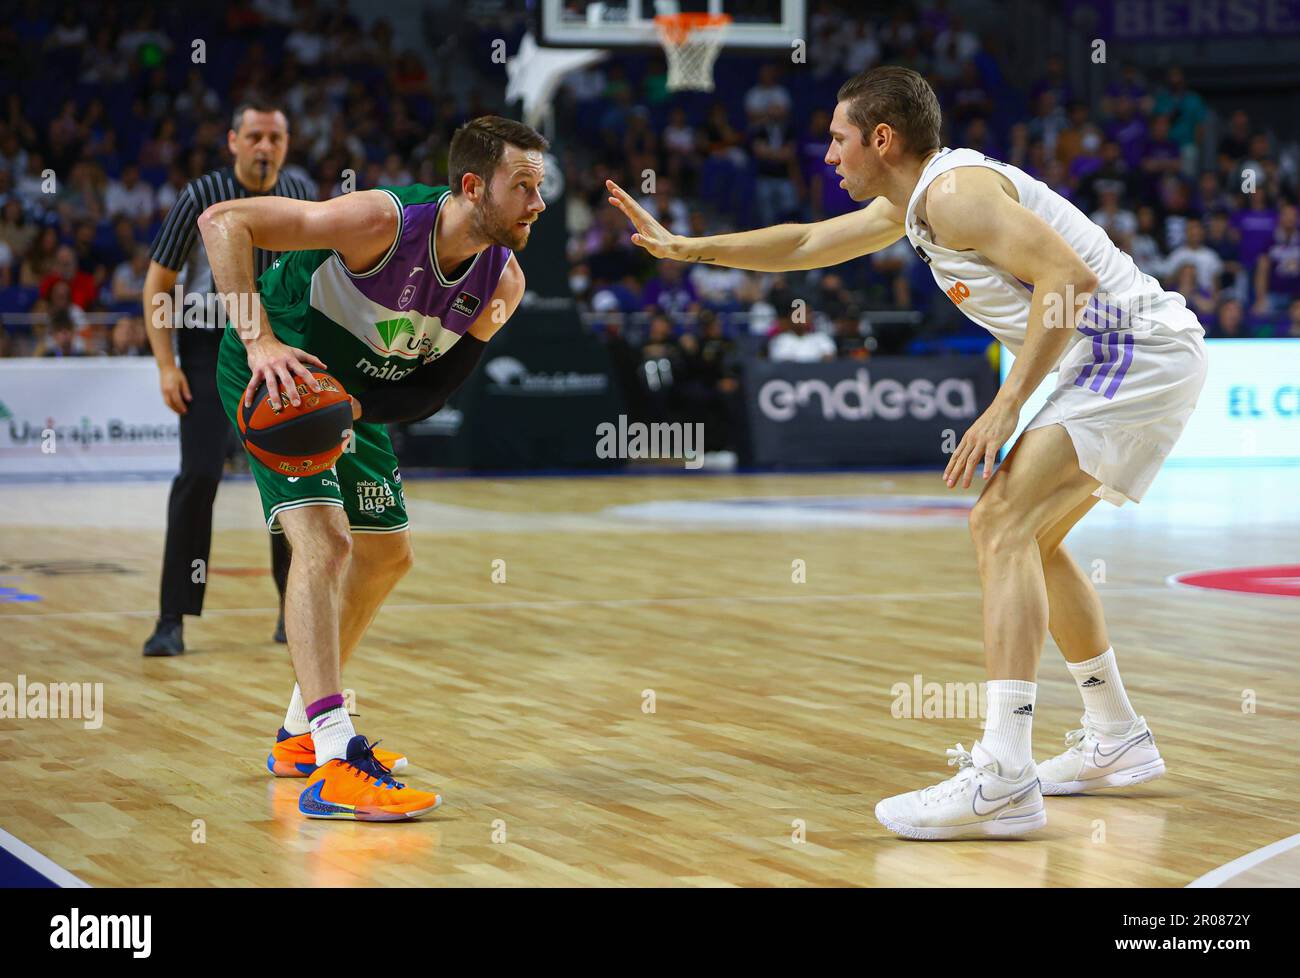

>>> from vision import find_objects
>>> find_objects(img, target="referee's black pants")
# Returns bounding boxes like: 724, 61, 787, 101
157, 342, 290, 617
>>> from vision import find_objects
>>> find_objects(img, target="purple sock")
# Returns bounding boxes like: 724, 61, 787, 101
306, 693, 345, 722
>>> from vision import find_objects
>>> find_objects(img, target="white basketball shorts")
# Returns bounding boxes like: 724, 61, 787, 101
1023, 314, 1208, 506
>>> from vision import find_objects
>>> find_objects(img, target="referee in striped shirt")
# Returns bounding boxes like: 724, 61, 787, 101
142, 101, 314, 657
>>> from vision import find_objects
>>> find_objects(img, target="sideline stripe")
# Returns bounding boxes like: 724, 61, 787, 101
0, 827, 90, 888
1186, 832, 1300, 888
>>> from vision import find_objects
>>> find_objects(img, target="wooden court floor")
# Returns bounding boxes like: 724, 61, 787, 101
1, 466, 1297, 887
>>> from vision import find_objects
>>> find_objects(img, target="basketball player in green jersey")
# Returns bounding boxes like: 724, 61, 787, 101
200, 117, 547, 820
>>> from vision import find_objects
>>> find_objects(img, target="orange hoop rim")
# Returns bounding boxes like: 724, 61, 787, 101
654, 12, 733, 46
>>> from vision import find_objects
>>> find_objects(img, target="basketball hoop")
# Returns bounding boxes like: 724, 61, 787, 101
655, 13, 731, 92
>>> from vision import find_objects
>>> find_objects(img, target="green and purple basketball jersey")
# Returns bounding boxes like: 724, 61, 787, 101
217, 184, 513, 533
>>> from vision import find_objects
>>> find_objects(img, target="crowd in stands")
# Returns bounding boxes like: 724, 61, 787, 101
0, 0, 469, 356
2, 0, 1298, 381
546, 6, 1300, 370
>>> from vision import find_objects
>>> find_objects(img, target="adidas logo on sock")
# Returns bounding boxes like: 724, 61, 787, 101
1012, 703, 1034, 716
1080, 676, 1106, 687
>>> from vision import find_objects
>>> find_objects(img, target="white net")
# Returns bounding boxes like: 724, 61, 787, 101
655, 14, 731, 92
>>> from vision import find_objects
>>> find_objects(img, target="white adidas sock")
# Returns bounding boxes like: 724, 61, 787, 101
1067, 648, 1138, 731
309, 706, 356, 766
283, 684, 309, 736
981, 680, 1037, 773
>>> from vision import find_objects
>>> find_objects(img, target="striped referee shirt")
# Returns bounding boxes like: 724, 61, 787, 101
149, 166, 314, 337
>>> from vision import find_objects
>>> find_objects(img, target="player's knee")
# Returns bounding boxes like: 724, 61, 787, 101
968, 494, 1024, 557
287, 515, 352, 577
385, 538, 415, 581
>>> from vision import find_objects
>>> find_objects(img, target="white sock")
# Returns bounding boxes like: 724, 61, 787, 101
981, 679, 1037, 773
283, 684, 309, 736
1067, 648, 1138, 731
309, 706, 356, 766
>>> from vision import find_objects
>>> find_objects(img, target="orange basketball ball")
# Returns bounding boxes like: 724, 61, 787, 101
238, 371, 353, 477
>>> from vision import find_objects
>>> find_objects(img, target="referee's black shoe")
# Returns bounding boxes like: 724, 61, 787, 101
143, 615, 184, 656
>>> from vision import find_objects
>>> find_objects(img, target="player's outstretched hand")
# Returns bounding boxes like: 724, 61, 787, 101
606, 180, 681, 259
243, 336, 327, 410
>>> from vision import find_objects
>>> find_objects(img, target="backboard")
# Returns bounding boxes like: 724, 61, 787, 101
537, 0, 805, 49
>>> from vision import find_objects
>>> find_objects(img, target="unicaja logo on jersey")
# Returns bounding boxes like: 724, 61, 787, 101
365, 316, 441, 360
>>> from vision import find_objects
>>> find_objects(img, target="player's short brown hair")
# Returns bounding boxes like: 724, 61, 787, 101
836, 67, 942, 157
448, 116, 550, 196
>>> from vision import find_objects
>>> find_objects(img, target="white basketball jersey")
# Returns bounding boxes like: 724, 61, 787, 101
903, 147, 1202, 360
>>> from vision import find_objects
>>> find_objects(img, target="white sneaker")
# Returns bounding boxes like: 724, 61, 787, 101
874, 742, 1046, 840
1036, 716, 1165, 795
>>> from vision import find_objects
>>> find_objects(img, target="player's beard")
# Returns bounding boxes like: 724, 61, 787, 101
475, 187, 531, 251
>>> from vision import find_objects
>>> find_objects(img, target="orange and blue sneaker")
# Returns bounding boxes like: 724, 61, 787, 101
267, 726, 408, 778
298, 735, 441, 821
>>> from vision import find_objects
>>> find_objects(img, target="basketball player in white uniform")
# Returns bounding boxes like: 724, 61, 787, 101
608, 66, 1206, 840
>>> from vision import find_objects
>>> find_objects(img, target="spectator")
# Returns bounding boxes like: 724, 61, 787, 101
871, 236, 918, 309
0, 197, 37, 259
1104, 95, 1147, 171
105, 163, 157, 224
19, 226, 61, 288
1163, 219, 1223, 292
1212, 297, 1246, 337
39, 309, 83, 357
41, 279, 89, 330
639, 177, 690, 237
769, 314, 836, 362
1127, 204, 1167, 278
677, 310, 742, 453
40, 245, 98, 309
689, 256, 751, 314
14, 152, 49, 210
1026, 90, 1068, 159
1217, 109, 1251, 167
699, 102, 748, 212
638, 313, 687, 418
1196, 170, 1231, 216
749, 103, 800, 227
1253, 203, 1300, 315
1091, 184, 1137, 240
623, 107, 658, 181
1232, 190, 1279, 271
1172, 261, 1217, 318
1031, 54, 1071, 109
1151, 67, 1206, 151
109, 315, 150, 356
1139, 115, 1182, 197
642, 260, 700, 322
112, 244, 151, 304
661, 107, 700, 195
948, 61, 994, 126
1205, 210, 1243, 292
743, 64, 792, 123
1079, 141, 1136, 209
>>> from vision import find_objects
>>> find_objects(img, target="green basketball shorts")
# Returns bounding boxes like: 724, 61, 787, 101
216, 330, 409, 535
